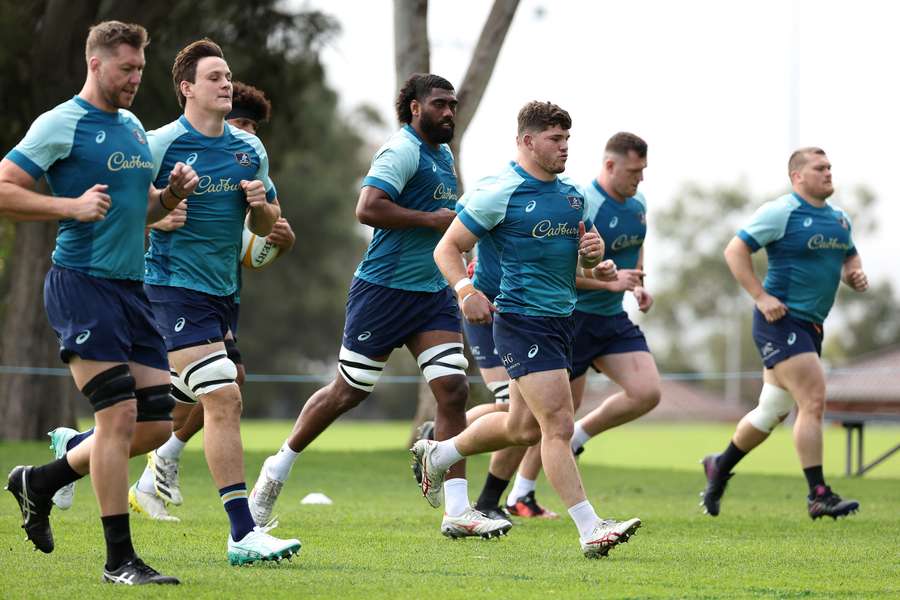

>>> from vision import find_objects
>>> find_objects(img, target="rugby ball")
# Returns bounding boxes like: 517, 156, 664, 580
240, 220, 279, 269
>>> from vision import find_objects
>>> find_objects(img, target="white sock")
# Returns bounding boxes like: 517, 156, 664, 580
443, 478, 469, 517
156, 434, 187, 460
568, 499, 600, 539
136, 466, 156, 494
506, 473, 537, 507
266, 441, 300, 482
571, 421, 590, 452
431, 439, 464, 471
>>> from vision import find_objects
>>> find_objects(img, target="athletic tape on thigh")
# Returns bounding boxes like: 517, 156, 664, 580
338, 346, 385, 393
135, 384, 175, 422
486, 380, 510, 403
747, 383, 794, 433
170, 369, 198, 404
181, 350, 238, 397
416, 342, 468, 382
81, 364, 136, 412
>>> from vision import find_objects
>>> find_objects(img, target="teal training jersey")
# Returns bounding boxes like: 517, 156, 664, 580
737, 192, 857, 324
458, 163, 594, 317
144, 117, 276, 296
575, 180, 647, 315
6, 96, 154, 280
355, 125, 458, 292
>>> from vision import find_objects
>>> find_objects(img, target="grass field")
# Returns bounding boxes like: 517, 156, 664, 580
1, 421, 898, 599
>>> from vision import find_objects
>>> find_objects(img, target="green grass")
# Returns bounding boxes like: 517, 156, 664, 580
1, 421, 898, 599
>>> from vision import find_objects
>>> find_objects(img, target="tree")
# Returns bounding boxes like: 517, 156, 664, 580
392, 0, 521, 439
0, 0, 370, 437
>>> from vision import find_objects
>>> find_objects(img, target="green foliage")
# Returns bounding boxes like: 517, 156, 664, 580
1, 421, 898, 598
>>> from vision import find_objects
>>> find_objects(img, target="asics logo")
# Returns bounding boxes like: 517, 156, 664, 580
527, 344, 539, 358
787, 332, 797, 345
803, 217, 813, 228
357, 331, 372, 341
174, 317, 186, 332
95, 131, 106, 144
186, 152, 198, 165
525, 200, 536, 213
609, 216, 619, 228
75, 330, 91, 344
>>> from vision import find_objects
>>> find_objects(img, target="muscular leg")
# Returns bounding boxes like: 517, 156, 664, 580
771, 353, 826, 469
575, 352, 660, 438
285, 374, 375, 453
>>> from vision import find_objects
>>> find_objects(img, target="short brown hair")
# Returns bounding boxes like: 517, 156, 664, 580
517, 101, 571, 136
171, 39, 225, 108
788, 147, 826, 176
230, 81, 272, 123
605, 132, 647, 158
85, 21, 148, 62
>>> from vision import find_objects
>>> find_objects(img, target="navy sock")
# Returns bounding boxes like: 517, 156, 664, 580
220, 483, 255, 541
101, 513, 136, 571
475, 472, 510, 511
803, 465, 826, 494
715, 441, 747, 476
28, 457, 83, 496
66, 428, 95, 451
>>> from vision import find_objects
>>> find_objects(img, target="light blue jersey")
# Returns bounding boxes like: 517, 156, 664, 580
6, 96, 153, 280
738, 192, 856, 324
455, 173, 503, 298
576, 181, 646, 316
458, 163, 594, 317
355, 125, 458, 292
144, 116, 276, 296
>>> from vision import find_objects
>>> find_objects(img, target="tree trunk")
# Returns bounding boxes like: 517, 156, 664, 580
393, 0, 430, 92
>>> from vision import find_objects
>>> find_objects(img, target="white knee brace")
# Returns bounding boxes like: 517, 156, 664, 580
747, 383, 794, 433
486, 380, 510, 404
181, 350, 238, 397
417, 342, 468, 382
169, 369, 198, 404
338, 346, 386, 393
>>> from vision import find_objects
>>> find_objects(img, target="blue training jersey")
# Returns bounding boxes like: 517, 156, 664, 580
355, 125, 458, 292
575, 180, 647, 316
5, 96, 154, 280
737, 192, 856, 324
458, 163, 594, 317
144, 116, 276, 297
455, 176, 503, 299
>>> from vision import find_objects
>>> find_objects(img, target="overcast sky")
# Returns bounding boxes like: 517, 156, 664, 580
304, 0, 899, 288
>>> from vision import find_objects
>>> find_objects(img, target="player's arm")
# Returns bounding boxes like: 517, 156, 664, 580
434, 217, 496, 324
356, 186, 455, 231
0, 159, 110, 222
244, 183, 279, 236
146, 161, 198, 225
841, 252, 868, 292
724, 235, 785, 322
633, 246, 653, 312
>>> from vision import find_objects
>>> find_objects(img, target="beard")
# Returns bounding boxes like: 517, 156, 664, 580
420, 112, 455, 144
536, 153, 566, 175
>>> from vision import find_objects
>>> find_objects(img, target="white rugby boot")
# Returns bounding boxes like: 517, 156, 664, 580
227, 525, 301, 565
148, 451, 183, 506
248, 457, 284, 526
410, 440, 446, 508
441, 506, 512, 539
580, 517, 642, 558
128, 484, 180, 522
48, 427, 79, 510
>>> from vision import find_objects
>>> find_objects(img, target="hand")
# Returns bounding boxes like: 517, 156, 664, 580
846, 269, 868, 292
430, 208, 456, 232
578, 221, 605, 266
461, 289, 497, 324
267, 217, 296, 251
591, 260, 620, 283
755, 292, 787, 323
168, 162, 198, 199
241, 179, 268, 209
152, 200, 187, 231
634, 286, 653, 313
69, 184, 111, 221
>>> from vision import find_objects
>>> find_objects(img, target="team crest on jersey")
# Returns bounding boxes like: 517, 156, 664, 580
567, 195, 583, 210
234, 152, 252, 167
132, 129, 146, 144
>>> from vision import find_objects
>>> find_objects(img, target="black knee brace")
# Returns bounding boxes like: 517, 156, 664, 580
135, 384, 175, 422
81, 365, 136, 412
224, 337, 243, 366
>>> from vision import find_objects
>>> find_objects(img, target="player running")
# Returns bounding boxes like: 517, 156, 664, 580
1, 21, 195, 584
248, 73, 510, 539
700, 147, 867, 519
418, 101, 641, 558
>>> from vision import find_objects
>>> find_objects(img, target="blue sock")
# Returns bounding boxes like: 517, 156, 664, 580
220, 483, 255, 541
67, 428, 95, 451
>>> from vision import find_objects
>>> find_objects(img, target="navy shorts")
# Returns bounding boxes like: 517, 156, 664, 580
144, 284, 236, 352
752, 309, 823, 369
342, 277, 461, 358
570, 311, 651, 378
228, 301, 241, 340
461, 292, 502, 368
44, 266, 168, 370
493, 312, 574, 380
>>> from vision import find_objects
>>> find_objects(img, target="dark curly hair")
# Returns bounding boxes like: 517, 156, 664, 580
230, 81, 272, 123
395, 73, 454, 124
517, 101, 571, 136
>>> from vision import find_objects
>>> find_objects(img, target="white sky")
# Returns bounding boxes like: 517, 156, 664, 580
305, 0, 899, 288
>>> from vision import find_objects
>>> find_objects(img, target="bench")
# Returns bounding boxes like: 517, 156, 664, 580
825, 401, 900, 477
